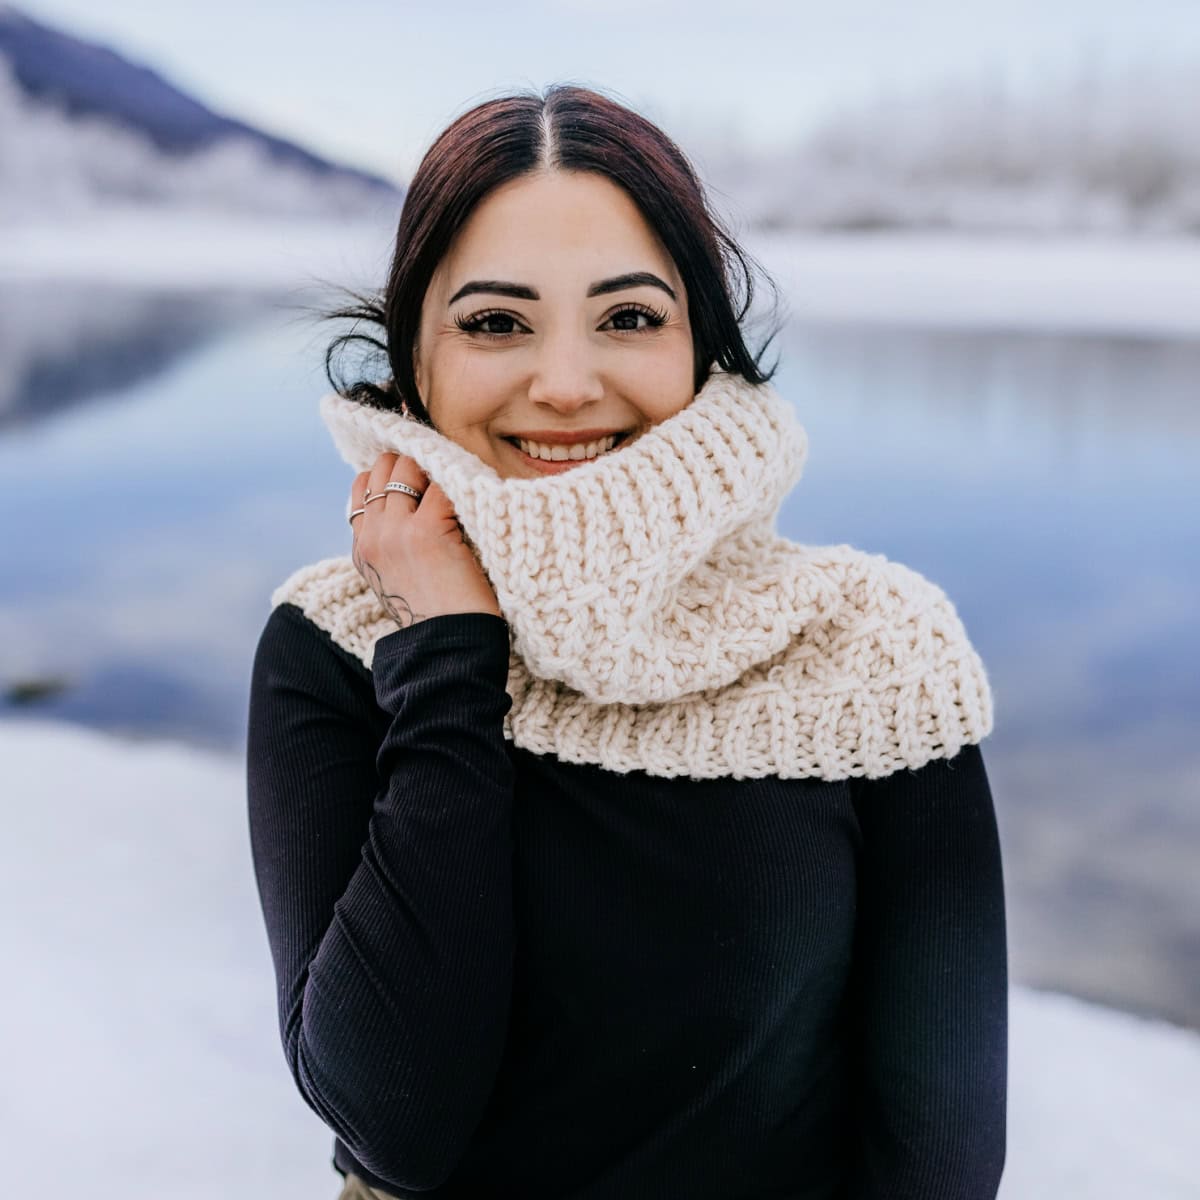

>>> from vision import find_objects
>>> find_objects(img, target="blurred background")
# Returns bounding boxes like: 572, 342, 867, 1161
2, 1, 1197, 1197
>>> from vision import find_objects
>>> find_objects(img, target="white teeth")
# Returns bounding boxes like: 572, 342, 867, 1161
515, 434, 618, 461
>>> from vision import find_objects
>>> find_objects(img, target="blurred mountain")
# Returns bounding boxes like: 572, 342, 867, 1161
0, 4, 403, 219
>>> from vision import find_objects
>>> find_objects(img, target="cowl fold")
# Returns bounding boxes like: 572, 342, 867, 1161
273, 368, 994, 780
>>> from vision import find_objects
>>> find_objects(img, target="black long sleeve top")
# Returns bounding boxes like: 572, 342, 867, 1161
246, 602, 1008, 1200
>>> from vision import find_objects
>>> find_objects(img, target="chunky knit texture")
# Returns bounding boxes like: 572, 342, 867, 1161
272, 368, 994, 780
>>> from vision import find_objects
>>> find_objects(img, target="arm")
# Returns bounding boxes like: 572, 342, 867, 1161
246, 602, 516, 1191
841, 742, 1008, 1199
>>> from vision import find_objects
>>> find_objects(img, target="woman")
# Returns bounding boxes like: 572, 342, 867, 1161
247, 84, 1008, 1200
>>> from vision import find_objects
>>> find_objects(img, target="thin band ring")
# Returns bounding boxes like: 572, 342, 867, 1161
385, 481, 424, 501
348, 480, 424, 527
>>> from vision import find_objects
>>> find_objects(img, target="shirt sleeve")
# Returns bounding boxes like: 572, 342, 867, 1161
840, 741, 1008, 1199
246, 602, 516, 1192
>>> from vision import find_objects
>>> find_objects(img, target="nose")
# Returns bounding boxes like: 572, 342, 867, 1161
526, 340, 605, 413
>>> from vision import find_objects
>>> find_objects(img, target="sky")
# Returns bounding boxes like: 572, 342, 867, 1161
14, 0, 1200, 183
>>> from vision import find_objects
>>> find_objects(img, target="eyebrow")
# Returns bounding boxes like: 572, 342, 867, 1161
447, 271, 677, 307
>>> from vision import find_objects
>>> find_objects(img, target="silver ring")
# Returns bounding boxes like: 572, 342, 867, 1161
347, 507, 366, 525
363, 493, 388, 506
385, 481, 424, 501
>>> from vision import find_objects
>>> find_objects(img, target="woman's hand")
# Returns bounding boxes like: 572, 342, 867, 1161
350, 451, 502, 628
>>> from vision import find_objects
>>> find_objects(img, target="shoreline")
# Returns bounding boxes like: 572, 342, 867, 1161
2, 213, 1199, 339
745, 228, 1200, 340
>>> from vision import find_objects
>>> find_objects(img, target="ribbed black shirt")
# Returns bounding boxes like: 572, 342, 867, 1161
246, 602, 1007, 1199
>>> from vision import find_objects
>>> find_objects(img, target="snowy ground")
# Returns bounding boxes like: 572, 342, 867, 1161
2, 715, 1198, 1199
0, 209, 396, 291
3, 210, 1200, 339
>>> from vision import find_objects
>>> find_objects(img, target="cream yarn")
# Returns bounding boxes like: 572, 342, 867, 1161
272, 368, 994, 780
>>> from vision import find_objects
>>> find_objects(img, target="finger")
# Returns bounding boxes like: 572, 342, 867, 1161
349, 471, 371, 544
355, 453, 399, 537
355, 453, 429, 535
385, 453, 430, 511
362, 452, 426, 528
367, 451, 399, 503
351, 470, 372, 509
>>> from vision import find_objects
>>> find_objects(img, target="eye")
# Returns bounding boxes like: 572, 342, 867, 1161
453, 302, 670, 339
603, 303, 670, 333
454, 309, 526, 338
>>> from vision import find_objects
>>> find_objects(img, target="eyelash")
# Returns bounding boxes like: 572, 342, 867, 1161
453, 302, 671, 339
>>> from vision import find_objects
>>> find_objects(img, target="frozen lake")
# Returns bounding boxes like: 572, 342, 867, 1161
0, 261, 1197, 1038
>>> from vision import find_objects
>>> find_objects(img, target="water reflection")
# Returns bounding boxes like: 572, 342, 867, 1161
0, 283, 1196, 1030
0, 281, 274, 428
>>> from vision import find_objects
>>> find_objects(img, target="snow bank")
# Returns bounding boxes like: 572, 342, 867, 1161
0, 206, 396, 291
4, 214, 1200, 342
2, 715, 1198, 1198
745, 229, 1200, 339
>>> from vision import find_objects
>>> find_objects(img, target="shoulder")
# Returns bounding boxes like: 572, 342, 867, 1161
248, 595, 395, 760
252, 596, 373, 697
267, 554, 394, 671
270, 553, 364, 623
825, 544, 984, 667
252, 556, 378, 700
813, 544, 995, 769
819, 543, 962, 627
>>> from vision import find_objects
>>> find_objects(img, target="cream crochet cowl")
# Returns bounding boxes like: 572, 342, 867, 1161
271, 367, 994, 781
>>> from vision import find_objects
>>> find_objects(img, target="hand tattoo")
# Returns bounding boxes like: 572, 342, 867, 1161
353, 548, 428, 629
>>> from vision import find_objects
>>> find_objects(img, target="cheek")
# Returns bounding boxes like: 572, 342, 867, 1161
423, 346, 507, 421
429, 340, 521, 393
616, 349, 696, 416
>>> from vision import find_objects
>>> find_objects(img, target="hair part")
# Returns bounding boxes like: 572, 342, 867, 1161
324, 83, 785, 423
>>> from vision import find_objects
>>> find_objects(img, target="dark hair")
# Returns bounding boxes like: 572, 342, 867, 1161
324, 83, 783, 422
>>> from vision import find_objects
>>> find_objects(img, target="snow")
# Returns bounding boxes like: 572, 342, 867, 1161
694, 62, 1200, 237
744, 229, 1200, 339
2, 715, 1198, 1198
0, 207, 398, 291
4, 212, 1200, 343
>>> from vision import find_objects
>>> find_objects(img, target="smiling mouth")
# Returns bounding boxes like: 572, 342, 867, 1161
502, 431, 633, 464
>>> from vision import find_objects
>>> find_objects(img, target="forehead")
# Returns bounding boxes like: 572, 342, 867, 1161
434, 170, 681, 290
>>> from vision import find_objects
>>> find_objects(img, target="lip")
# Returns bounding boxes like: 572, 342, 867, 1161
502, 427, 631, 445
502, 431, 632, 474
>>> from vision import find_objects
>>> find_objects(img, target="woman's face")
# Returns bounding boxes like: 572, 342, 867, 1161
414, 168, 695, 478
